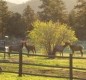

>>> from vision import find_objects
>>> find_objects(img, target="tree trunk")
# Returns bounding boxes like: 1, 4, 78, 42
45, 42, 56, 59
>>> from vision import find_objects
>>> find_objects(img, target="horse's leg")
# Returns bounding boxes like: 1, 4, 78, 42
80, 50, 83, 57
32, 50, 35, 54
72, 50, 74, 56
34, 48, 36, 54
27, 50, 30, 57
8, 50, 11, 59
62, 51, 63, 56
4, 52, 6, 59
8, 52, 10, 59
60, 52, 61, 56
33, 47, 36, 54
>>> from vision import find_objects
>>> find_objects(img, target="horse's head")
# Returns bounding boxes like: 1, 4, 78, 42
20, 40, 27, 48
65, 41, 71, 46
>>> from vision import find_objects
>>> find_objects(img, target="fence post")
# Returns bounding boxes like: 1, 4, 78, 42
4, 40, 6, 59
69, 53, 73, 80
19, 48, 23, 77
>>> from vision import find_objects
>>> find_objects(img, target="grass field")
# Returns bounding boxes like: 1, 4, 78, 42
0, 73, 69, 80
0, 41, 86, 80
0, 53, 86, 80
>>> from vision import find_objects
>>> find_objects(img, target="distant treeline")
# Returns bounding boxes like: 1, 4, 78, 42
0, 0, 86, 40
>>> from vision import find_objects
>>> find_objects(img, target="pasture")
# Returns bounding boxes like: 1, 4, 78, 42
0, 41, 86, 80
0, 73, 67, 80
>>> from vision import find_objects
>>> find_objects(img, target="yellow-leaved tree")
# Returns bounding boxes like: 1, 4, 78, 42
28, 20, 77, 56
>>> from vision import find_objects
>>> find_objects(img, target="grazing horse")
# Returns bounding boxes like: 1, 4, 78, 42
7, 42, 23, 58
23, 41, 36, 56
0, 41, 5, 51
66, 42, 84, 57
52, 42, 69, 56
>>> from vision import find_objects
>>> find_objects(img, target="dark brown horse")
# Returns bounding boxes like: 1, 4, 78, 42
23, 41, 36, 56
52, 42, 69, 56
66, 42, 84, 57
0, 41, 5, 51
7, 42, 23, 58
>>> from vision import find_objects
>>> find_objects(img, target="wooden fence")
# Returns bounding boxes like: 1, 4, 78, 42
0, 51, 86, 80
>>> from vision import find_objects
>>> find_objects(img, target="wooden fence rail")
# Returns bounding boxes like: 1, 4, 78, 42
0, 51, 86, 80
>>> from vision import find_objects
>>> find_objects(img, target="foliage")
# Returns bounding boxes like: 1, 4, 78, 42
69, 0, 86, 40
68, 10, 76, 27
23, 5, 37, 32
28, 20, 77, 55
6, 12, 26, 38
38, 0, 68, 23
0, 0, 10, 38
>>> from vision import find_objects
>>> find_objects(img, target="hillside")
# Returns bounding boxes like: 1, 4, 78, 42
7, 0, 77, 14
7, 0, 42, 13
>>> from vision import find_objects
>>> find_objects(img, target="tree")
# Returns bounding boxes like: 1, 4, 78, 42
0, 0, 10, 38
23, 5, 37, 33
38, 0, 68, 23
68, 10, 76, 27
69, 0, 86, 40
6, 13, 26, 38
28, 20, 77, 56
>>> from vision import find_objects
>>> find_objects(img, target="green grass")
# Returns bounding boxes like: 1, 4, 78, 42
0, 73, 69, 80
0, 53, 86, 79
0, 41, 86, 80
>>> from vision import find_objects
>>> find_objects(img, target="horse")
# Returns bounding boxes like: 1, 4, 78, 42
6, 41, 24, 58
23, 41, 36, 56
0, 41, 5, 51
66, 42, 84, 57
52, 42, 69, 56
